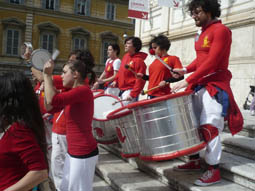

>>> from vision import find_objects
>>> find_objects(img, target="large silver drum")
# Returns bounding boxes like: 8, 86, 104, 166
127, 91, 205, 161
107, 107, 140, 158
92, 94, 122, 144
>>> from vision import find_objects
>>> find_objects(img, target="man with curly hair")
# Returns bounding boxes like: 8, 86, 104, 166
172, 0, 243, 186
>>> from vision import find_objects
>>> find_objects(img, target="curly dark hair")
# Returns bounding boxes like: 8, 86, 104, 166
0, 72, 47, 160
187, 0, 221, 19
149, 34, 171, 51
66, 49, 96, 85
124, 36, 142, 53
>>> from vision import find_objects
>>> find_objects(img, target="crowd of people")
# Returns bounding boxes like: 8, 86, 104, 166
0, 0, 245, 190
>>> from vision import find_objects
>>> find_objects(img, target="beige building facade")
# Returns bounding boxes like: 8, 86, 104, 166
135, 0, 255, 107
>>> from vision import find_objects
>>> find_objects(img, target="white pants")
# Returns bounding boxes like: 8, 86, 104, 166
120, 89, 137, 106
60, 153, 98, 191
193, 88, 224, 165
51, 132, 67, 190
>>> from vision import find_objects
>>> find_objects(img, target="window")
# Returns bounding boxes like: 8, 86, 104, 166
41, 33, 54, 53
75, 0, 90, 16
73, 37, 87, 50
38, 23, 59, 54
6, 29, 20, 56
42, 0, 59, 10
106, 3, 115, 20
10, 0, 21, 4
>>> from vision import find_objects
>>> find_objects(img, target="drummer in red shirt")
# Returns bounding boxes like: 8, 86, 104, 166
147, 34, 183, 99
171, 0, 243, 187
112, 36, 147, 105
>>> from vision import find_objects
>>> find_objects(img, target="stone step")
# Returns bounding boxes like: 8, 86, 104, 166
93, 174, 115, 191
99, 145, 253, 191
97, 146, 174, 191
221, 131, 255, 160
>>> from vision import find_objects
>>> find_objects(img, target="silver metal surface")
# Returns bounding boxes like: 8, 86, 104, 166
111, 109, 140, 157
132, 93, 204, 159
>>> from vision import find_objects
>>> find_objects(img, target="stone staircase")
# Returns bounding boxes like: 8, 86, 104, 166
94, 109, 255, 191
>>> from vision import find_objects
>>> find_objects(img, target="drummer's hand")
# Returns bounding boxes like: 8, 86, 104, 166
172, 68, 186, 76
158, 80, 167, 88
43, 60, 54, 75
136, 73, 144, 79
110, 81, 117, 88
126, 94, 133, 101
171, 80, 188, 93
92, 82, 99, 90
97, 79, 104, 84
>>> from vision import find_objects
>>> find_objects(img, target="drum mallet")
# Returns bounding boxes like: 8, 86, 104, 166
141, 83, 169, 95
149, 49, 180, 75
112, 99, 128, 105
124, 64, 148, 80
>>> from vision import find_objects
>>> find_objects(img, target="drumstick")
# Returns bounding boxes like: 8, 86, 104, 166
149, 49, 179, 75
124, 64, 148, 80
141, 83, 169, 95
112, 99, 128, 106
124, 64, 138, 76
52, 49, 60, 61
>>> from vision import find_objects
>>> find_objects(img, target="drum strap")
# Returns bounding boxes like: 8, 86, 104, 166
200, 124, 219, 143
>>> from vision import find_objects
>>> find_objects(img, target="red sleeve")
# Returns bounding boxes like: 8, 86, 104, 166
51, 86, 91, 108
186, 59, 197, 73
130, 59, 146, 98
53, 75, 64, 90
186, 26, 231, 83
14, 123, 48, 171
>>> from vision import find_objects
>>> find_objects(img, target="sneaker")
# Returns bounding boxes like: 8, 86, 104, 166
251, 110, 255, 116
194, 168, 221, 186
173, 160, 201, 171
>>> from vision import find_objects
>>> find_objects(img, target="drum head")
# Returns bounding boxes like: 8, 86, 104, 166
94, 94, 123, 120
31, 49, 51, 71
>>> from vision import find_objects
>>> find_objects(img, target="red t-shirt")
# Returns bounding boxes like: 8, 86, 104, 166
115, 52, 147, 98
0, 122, 47, 190
51, 85, 97, 156
148, 55, 182, 97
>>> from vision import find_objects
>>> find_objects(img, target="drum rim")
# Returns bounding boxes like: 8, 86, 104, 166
139, 141, 206, 161
93, 93, 124, 120
127, 90, 193, 109
107, 106, 132, 120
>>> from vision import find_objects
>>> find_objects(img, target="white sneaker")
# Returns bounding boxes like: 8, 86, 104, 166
251, 110, 255, 116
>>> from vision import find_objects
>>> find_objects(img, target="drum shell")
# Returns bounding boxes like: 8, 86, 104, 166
108, 109, 140, 158
92, 119, 118, 144
128, 91, 205, 161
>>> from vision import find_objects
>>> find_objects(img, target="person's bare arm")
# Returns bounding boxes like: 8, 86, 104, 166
4, 170, 48, 191
43, 60, 56, 110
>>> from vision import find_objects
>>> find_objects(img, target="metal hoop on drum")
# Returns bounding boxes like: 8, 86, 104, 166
126, 90, 206, 161
107, 106, 140, 158
92, 94, 123, 144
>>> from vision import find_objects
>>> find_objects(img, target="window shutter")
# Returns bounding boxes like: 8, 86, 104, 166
86, 0, 90, 16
